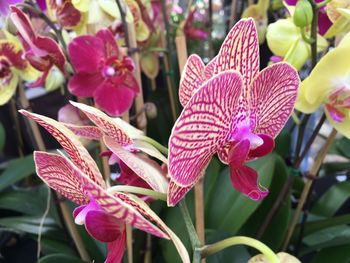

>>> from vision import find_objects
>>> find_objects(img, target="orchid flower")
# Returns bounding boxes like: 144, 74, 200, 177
324, 0, 350, 38
0, 29, 39, 105
0, 0, 46, 16
241, 0, 269, 43
295, 32, 350, 138
68, 29, 140, 116
46, 0, 83, 29
140, 31, 160, 79
20, 109, 190, 263
10, 6, 66, 87
168, 18, 300, 206
181, 6, 207, 41
266, 18, 328, 70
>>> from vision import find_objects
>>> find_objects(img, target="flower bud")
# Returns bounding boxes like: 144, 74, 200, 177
144, 102, 157, 119
293, 0, 313, 27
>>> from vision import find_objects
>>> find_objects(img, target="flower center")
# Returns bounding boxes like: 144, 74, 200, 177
325, 78, 350, 123
0, 58, 12, 86
102, 56, 131, 78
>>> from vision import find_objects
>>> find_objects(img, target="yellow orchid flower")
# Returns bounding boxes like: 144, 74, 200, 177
242, 0, 269, 43
266, 18, 328, 70
248, 252, 301, 263
0, 30, 39, 105
324, 0, 350, 38
140, 30, 160, 79
295, 32, 350, 138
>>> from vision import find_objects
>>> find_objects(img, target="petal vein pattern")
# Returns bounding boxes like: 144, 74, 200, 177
179, 54, 205, 107
19, 110, 105, 187
249, 63, 300, 138
214, 18, 259, 92
70, 101, 133, 146
169, 71, 243, 189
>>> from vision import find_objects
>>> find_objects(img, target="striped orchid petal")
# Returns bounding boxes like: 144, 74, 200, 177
63, 123, 104, 140
20, 110, 105, 187
204, 56, 217, 79
249, 62, 300, 138
34, 151, 88, 205
214, 18, 260, 91
70, 101, 133, 147
168, 71, 243, 206
104, 136, 168, 193
179, 54, 205, 107
131, 140, 168, 164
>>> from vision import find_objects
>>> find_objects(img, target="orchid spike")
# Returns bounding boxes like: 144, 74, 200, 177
168, 18, 300, 206
21, 110, 190, 263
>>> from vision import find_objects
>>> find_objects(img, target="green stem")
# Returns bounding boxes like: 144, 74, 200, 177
107, 185, 167, 201
315, 0, 331, 9
300, 27, 314, 45
136, 135, 169, 156
115, 0, 130, 49
200, 236, 279, 263
179, 200, 201, 250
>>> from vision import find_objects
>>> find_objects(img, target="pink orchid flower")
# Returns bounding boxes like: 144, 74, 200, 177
68, 29, 140, 117
46, 0, 82, 28
168, 18, 300, 206
183, 7, 208, 41
10, 6, 65, 87
20, 109, 190, 263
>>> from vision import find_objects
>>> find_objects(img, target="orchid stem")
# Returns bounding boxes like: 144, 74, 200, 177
115, 0, 130, 48
282, 129, 337, 251
315, 0, 331, 9
107, 185, 167, 201
199, 236, 279, 263
179, 200, 201, 250
137, 135, 169, 156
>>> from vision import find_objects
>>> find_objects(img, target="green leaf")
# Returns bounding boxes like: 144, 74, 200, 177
274, 130, 292, 158
242, 155, 290, 251
0, 216, 63, 238
0, 185, 59, 221
311, 181, 350, 217
301, 225, 350, 255
0, 154, 35, 191
0, 122, 5, 152
38, 254, 87, 263
333, 137, 350, 159
310, 244, 350, 263
206, 154, 277, 235
40, 238, 77, 256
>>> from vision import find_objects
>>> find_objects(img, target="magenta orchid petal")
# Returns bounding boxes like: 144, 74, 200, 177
73, 199, 101, 225
204, 56, 217, 80
68, 73, 104, 97
19, 110, 105, 187
249, 134, 275, 158
249, 62, 300, 138
69, 101, 133, 146
34, 152, 88, 205
117, 160, 151, 189
179, 54, 205, 107
318, 7, 333, 36
325, 104, 345, 123
96, 29, 119, 58
168, 71, 243, 206
94, 81, 137, 116
35, 36, 66, 73
68, 35, 105, 74
85, 210, 125, 242
230, 165, 269, 201
228, 140, 251, 167
214, 18, 259, 89
104, 136, 168, 193
29, 69, 49, 88
106, 230, 126, 263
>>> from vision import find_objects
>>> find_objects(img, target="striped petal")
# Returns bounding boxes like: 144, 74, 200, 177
19, 110, 105, 187
34, 151, 88, 205
204, 56, 217, 79
104, 136, 168, 193
63, 124, 104, 140
249, 62, 300, 138
179, 54, 205, 107
214, 18, 260, 91
70, 101, 133, 146
168, 71, 243, 206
